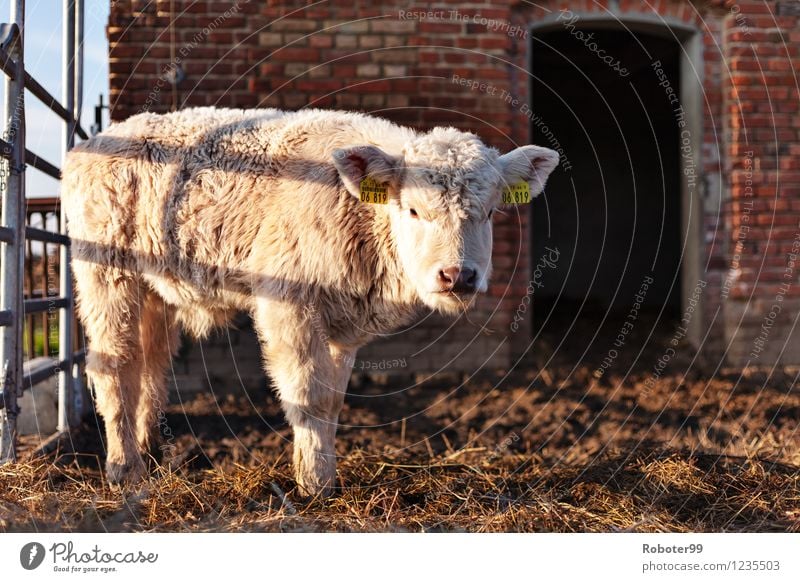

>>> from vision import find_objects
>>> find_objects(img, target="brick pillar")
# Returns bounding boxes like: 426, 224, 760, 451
722, 0, 800, 364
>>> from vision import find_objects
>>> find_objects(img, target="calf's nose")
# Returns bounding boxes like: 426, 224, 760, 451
438, 266, 477, 293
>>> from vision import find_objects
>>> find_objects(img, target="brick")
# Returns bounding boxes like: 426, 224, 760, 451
284, 63, 308, 77
332, 64, 356, 77
356, 63, 380, 77
335, 21, 370, 34
361, 94, 385, 108
335, 35, 358, 49
268, 19, 319, 33
309, 34, 333, 48
371, 50, 419, 63
370, 20, 416, 33
478, 37, 510, 50
386, 94, 409, 107
382, 64, 407, 77
308, 64, 332, 78
419, 22, 462, 34
269, 47, 320, 62
354, 79, 391, 93
358, 35, 383, 49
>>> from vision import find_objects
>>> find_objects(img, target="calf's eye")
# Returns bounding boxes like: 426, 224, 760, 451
409, 208, 419, 218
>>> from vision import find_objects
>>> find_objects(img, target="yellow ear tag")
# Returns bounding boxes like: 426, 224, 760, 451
359, 176, 389, 204
502, 182, 531, 204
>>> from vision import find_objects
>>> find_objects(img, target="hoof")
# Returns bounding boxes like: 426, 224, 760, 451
106, 458, 147, 486
297, 483, 334, 499
295, 467, 336, 499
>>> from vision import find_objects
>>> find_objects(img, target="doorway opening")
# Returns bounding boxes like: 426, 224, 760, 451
529, 26, 684, 354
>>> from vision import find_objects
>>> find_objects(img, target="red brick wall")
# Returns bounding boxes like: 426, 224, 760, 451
721, 0, 800, 364
108, 0, 800, 369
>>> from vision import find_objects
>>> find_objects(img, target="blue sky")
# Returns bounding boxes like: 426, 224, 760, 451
0, 0, 110, 197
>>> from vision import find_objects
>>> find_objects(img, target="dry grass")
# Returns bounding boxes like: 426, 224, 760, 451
1, 444, 798, 532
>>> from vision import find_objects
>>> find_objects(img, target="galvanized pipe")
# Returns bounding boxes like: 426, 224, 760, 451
57, 0, 75, 433
70, 0, 85, 424
24, 148, 60, 179
22, 69, 88, 140
74, 0, 83, 126
0, 0, 25, 463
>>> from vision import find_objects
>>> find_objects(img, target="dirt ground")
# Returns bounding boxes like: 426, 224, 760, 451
1, 313, 799, 532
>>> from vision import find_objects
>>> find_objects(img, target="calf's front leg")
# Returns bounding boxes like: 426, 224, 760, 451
255, 300, 355, 497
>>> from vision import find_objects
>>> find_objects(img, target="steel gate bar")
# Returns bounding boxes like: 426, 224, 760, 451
57, 0, 75, 434
0, 0, 24, 463
0, 0, 87, 462
68, 0, 84, 426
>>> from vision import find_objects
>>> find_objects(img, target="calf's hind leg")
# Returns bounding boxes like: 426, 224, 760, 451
136, 292, 179, 462
73, 260, 146, 485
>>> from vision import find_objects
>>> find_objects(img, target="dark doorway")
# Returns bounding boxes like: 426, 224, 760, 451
529, 27, 682, 337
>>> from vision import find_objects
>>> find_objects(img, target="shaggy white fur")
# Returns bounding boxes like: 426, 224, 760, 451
61, 107, 558, 495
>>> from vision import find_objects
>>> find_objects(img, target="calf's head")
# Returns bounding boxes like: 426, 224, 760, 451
334, 128, 558, 314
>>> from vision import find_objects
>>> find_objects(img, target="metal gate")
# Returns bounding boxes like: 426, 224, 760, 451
0, 0, 88, 462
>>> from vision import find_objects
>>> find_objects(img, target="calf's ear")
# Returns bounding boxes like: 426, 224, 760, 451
498, 145, 559, 196
332, 145, 401, 199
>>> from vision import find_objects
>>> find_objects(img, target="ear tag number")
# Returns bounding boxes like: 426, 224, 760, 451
502, 182, 531, 204
360, 176, 389, 204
